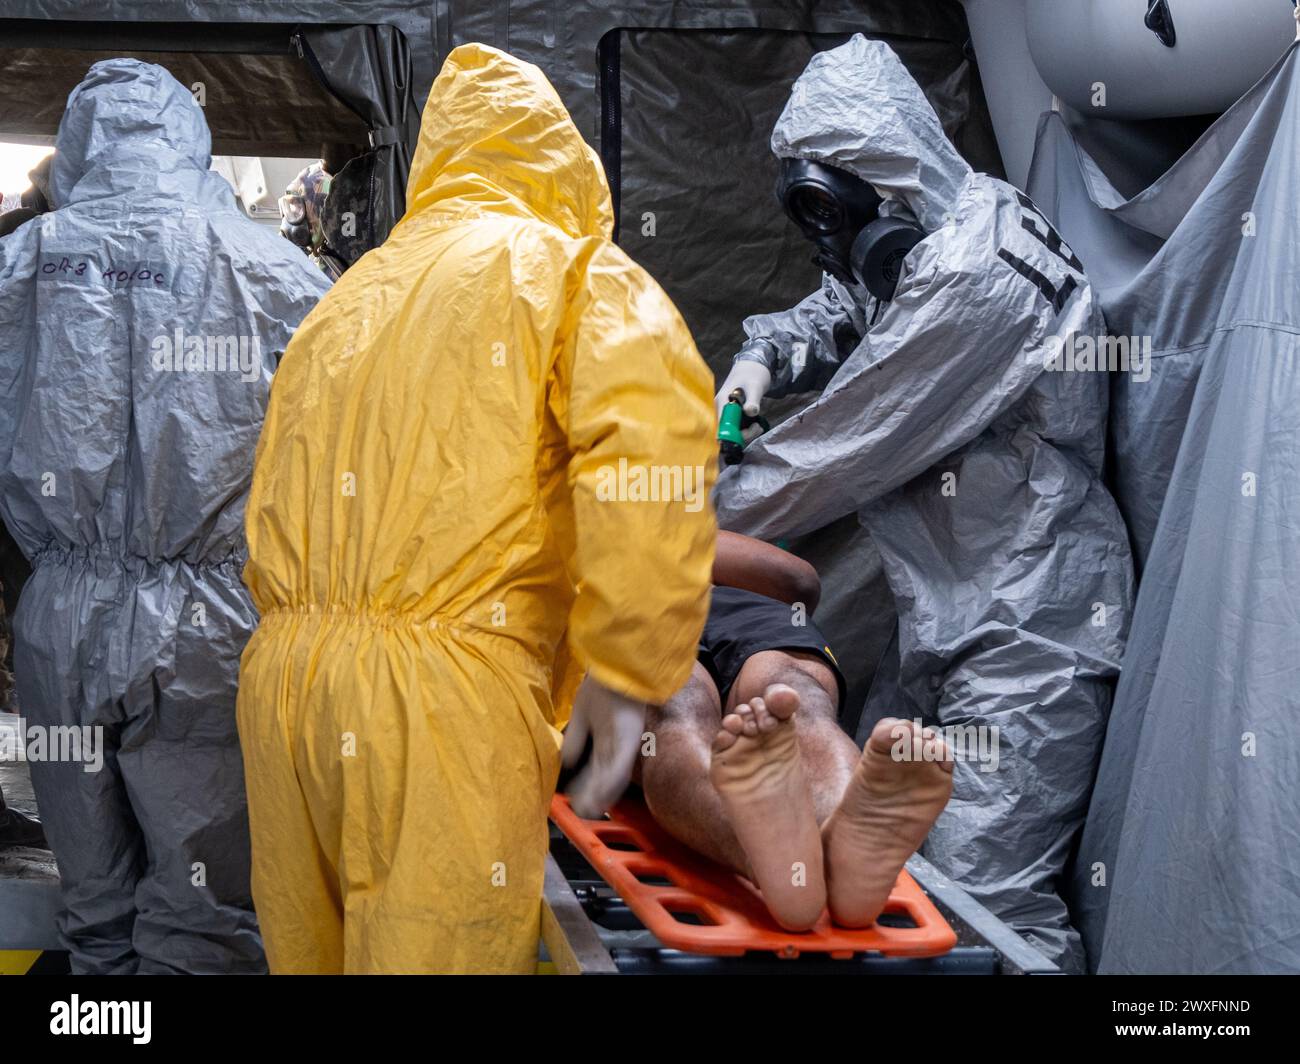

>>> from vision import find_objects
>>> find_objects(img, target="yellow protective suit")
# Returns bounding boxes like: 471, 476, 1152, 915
236, 43, 717, 974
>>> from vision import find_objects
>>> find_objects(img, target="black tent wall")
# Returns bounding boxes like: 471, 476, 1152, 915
0, 32, 369, 157
0, 17, 417, 251
293, 24, 417, 253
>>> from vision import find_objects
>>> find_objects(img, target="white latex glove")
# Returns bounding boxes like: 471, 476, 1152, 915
562, 674, 647, 819
715, 358, 772, 422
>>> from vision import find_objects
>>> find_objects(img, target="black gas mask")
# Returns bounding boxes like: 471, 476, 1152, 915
777, 157, 924, 301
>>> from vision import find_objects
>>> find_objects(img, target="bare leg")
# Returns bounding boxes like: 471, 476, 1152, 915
638, 662, 750, 873
638, 652, 851, 872
640, 651, 851, 930
641, 649, 952, 931
735, 654, 953, 927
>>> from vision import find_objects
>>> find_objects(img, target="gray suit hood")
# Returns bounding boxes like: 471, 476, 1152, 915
771, 35, 971, 232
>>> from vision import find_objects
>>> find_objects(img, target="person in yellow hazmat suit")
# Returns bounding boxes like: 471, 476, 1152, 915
235, 43, 718, 974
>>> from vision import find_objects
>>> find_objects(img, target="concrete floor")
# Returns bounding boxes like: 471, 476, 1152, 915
0, 712, 58, 881
1, 713, 36, 810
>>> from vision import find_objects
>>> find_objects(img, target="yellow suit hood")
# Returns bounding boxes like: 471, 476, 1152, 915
405, 43, 614, 241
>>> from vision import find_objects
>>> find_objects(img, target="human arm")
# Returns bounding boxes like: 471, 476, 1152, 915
710, 529, 820, 611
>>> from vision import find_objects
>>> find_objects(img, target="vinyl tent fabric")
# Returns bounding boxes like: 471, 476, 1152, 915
0, 59, 329, 973
1028, 42, 1300, 975
0, 19, 415, 248
0, 1, 990, 165
713, 35, 1134, 971
296, 24, 418, 259
236, 43, 717, 974
0, 42, 369, 159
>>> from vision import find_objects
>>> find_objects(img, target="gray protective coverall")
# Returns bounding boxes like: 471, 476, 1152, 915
714, 36, 1135, 971
0, 60, 329, 973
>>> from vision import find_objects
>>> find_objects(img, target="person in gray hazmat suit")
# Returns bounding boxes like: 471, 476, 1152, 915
712, 35, 1134, 972
0, 60, 329, 973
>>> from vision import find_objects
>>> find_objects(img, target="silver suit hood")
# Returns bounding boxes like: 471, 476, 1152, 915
771, 34, 971, 232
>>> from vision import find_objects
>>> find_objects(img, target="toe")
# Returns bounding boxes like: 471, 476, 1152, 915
867, 717, 904, 756
762, 683, 800, 720
922, 727, 949, 757
927, 731, 955, 772
712, 725, 740, 754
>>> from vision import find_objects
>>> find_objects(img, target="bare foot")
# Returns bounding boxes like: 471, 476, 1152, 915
821, 717, 953, 928
709, 684, 826, 931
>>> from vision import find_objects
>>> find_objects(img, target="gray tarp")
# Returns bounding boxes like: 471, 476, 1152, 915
713, 35, 1134, 972
0, 59, 328, 973
1029, 41, 1300, 974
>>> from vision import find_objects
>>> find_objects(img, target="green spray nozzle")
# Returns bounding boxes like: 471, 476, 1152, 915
718, 388, 769, 466
718, 388, 747, 466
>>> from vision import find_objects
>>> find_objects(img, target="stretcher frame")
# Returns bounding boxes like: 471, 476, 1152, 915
546, 794, 1060, 975
551, 793, 956, 960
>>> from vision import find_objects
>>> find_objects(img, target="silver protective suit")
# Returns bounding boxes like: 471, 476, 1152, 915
0, 60, 329, 973
714, 35, 1135, 971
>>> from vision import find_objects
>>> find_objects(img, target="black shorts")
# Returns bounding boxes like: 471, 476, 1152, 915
697, 586, 845, 712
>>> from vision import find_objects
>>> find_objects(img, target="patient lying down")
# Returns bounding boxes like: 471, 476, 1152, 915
635, 531, 953, 931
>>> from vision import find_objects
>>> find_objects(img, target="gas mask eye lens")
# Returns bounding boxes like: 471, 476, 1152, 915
788, 184, 843, 232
